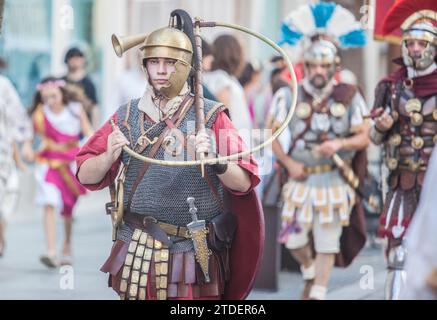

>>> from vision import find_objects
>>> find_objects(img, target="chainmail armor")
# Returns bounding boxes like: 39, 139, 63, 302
115, 97, 226, 252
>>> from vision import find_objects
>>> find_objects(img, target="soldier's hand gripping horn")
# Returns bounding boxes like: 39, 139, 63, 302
110, 12, 298, 167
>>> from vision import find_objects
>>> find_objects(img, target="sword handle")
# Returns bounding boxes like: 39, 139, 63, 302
332, 153, 359, 188
187, 197, 198, 222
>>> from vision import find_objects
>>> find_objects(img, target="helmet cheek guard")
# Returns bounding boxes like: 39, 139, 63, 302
159, 60, 192, 99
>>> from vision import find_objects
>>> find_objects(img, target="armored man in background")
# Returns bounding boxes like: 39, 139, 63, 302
270, 2, 370, 300
271, 40, 370, 301
370, 0, 437, 300
75, 25, 263, 300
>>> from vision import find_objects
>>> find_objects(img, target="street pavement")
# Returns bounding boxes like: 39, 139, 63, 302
0, 172, 386, 300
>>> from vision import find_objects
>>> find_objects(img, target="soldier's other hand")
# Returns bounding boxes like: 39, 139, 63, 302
316, 139, 343, 158
192, 130, 215, 156
284, 158, 307, 181
106, 126, 129, 163
374, 108, 394, 132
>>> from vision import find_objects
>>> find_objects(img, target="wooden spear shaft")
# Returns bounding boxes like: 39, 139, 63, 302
193, 20, 206, 177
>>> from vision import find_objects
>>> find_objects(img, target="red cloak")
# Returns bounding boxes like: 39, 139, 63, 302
225, 189, 265, 299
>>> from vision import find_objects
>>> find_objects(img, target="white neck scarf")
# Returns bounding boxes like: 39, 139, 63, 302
137, 82, 190, 123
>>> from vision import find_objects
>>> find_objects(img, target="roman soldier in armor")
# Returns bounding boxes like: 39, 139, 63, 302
270, 2, 370, 300
75, 23, 263, 300
370, 0, 437, 300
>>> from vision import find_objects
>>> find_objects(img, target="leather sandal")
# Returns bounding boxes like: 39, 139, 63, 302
40, 255, 58, 268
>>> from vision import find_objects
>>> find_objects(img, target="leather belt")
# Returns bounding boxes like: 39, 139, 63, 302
304, 164, 335, 174
124, 211, 191, 239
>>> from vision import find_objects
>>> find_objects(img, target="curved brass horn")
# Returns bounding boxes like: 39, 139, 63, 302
111, 33, 147, 57
109, 21, 299, 167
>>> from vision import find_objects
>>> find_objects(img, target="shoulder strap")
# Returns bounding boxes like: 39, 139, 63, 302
122, 100, 134, 145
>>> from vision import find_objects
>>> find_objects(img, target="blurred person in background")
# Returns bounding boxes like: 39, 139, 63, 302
238, 61, 269, 197
108, 50, 147, 120
238, 61, 262, 130
369, 0, 437, 300
264, 64, 291, 132
0, 57, 33, 257
203, 34, 252, 145
63, 47, 99, 128
269, 2, 369, 300
25, 77, 93, 268
200, 38, 216, 101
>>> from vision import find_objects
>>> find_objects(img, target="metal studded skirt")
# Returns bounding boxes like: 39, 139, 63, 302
100, 228, 225, 300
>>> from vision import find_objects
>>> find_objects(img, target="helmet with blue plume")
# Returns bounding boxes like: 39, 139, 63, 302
279, 1, 367, 49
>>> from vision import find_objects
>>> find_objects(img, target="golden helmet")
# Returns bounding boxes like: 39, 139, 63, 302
140, 27, 193, 99
140, 27, 193, 65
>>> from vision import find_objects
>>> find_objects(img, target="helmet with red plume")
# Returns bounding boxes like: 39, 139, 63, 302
382, 0, 437, 70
